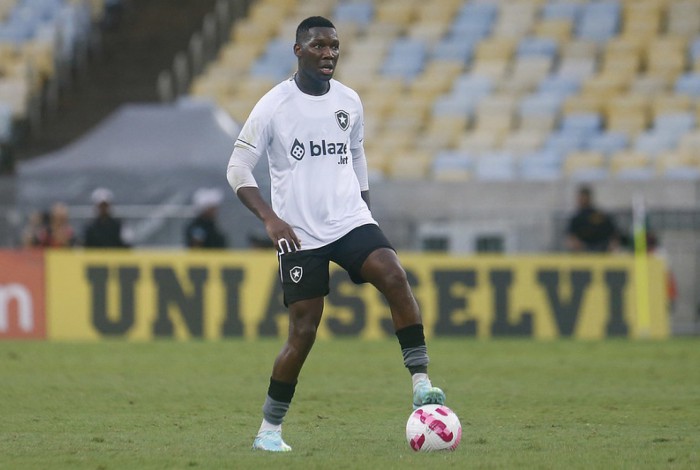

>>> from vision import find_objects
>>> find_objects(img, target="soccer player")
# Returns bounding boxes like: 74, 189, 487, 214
226, 16, 445, 452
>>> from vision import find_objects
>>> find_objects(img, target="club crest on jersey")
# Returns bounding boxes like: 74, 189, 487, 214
290, 138, 305, 160
290, 266, 303, 283
335, 110, 349, 131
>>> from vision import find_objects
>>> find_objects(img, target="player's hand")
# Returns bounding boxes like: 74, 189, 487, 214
264, 216, 300, 254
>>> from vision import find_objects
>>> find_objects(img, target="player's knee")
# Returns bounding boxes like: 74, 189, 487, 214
380, 263, 410, 294
290, 318, 318, 345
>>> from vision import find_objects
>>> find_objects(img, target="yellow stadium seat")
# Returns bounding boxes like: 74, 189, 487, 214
655, 151, 700, 176
534, 18, 573, 43
564, 151, 607, 177
457, 129, 503, 154
474, 37, 516, 62
386, 150, 432, 180
651, 93, 693, 115
666, 1, 700, 37
609, 150, 652, 176
560, 40, 599, 60
492, 1, 539, 38
628, 74, 671, 96
470, 58, 510, 82
677, 131, 700, 156
581, 74, 629, 101
564, 94, 605, 115
407, 21, 450, 44
375, 1, 417, 27
517, 113, 558, 133
500, 129, 546, 156
473, 95, 516, 135
500, 56, 553, 94
419, 115, 469, 150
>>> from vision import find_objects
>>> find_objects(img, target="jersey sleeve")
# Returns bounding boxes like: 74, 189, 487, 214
349, 94, 365, 150
233, 91, 277, 157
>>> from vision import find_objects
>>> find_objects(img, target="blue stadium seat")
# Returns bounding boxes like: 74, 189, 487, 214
432, 151, 474, 178
451, 74, 493, 97
430, 37, 477, 63
675, 73, 700, 98
688, 36, 700, 63
475, 152, 517, 181
537, 75, 581, 98
517, 37, 558, 59
560, 113, 603, 139
382, 38, 426, 80
519, 93, 563, 117
586, 132, 628, 156
334, 2, 374, 27
542, 2, 581, 21
544, 131, 587, 154
519, 150, 563, 180
653, 112, 695, 139
450, 2, 497, 39
575, 1, 621, 43
432, 94, 479, 118
634, 132, 678, 157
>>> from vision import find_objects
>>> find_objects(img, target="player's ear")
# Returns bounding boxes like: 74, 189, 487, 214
293, 43, 302, 58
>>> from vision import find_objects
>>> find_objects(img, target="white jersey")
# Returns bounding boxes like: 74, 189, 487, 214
233, 77, 377, 250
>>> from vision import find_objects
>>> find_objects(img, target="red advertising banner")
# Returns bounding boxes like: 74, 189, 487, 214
0, 250, 46, 339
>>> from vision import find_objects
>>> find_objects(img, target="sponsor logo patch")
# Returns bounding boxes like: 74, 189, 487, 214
290, 138, 305, 160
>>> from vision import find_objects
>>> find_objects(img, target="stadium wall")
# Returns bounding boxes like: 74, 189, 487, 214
0, 249, 669, 341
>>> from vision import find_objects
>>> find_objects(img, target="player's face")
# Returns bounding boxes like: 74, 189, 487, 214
294, 27, 339, 94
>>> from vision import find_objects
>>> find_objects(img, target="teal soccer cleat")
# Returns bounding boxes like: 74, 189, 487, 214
413, 379, 446, 410
252, 430, 292, 452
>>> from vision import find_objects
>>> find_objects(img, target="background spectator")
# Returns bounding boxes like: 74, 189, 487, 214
84, 188, 129, 248
48, 203, 77, 247
21, 210, 51, 248
565, 185, 619, 253
184, 187, 227, 249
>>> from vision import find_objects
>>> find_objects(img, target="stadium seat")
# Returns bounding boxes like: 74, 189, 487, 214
656, 151, 700, 180
564, 150, 609, 181
586, 131, 629, 156
533, 18, 573, 44
610, 150, 655, 180
519, 149, 564, 181
333, 2, 374, 28
576, 1, 621, 43
544, 130, 587, 155
675, 73, 700, 97
500, 129, 546, 156
431, 151, 473, 181
633, 131, 677, 157
517, 36, 558, 58
474, 152, 517, 181
667, 1, 700, 37
560, 113, 603, 140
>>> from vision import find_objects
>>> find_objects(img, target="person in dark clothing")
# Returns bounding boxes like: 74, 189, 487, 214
84, 188, 129, 248
565, 185, 619, 252
185, 188, 227, 248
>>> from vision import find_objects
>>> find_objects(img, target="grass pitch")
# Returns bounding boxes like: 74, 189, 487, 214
1, 339, 698, 469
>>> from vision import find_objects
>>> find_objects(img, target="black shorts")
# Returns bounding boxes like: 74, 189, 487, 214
278, 224, 394, 306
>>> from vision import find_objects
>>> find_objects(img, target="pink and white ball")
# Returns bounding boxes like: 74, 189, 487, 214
406, 404, 462, 452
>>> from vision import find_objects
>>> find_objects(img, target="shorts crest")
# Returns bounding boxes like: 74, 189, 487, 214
290, 266, 303, 283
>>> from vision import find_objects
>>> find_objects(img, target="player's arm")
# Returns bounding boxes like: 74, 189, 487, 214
351, 145, 370, 210
227, 146, 301, 251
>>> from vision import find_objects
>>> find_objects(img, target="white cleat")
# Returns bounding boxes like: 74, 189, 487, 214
252, 430, 292, 452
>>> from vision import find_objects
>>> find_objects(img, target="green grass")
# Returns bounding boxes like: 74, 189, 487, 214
1, 339, 699, 469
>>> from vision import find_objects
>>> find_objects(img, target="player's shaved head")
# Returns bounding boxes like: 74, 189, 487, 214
296, 16, 336, 44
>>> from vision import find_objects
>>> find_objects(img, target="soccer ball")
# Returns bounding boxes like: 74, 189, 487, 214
406, 404, 462, 452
